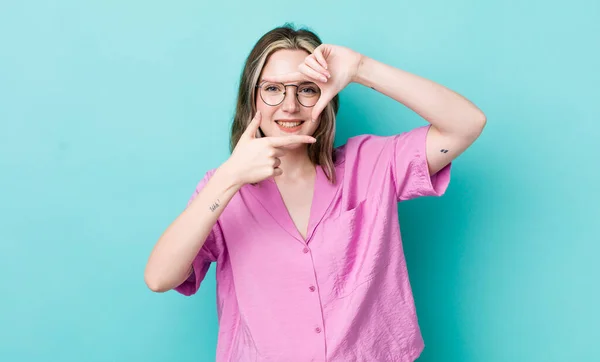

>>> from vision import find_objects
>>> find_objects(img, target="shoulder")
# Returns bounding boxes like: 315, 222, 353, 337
337, 126, 431, 156
333, 126, 431, 173
334, 133, 395, 162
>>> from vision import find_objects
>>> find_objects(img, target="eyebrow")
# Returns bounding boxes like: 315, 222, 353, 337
259, 79, 299, 83
258, 79, 314, 85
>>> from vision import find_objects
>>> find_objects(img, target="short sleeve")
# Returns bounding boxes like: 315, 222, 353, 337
392, 124, 452, 202
173, 169, 226, 296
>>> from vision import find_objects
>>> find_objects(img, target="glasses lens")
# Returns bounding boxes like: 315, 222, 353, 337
297, 82, 320, 107
260, 82, 285, 106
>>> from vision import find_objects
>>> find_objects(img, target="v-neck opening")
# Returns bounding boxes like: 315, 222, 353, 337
271, 165, 319, 243
246, 157, 344, 246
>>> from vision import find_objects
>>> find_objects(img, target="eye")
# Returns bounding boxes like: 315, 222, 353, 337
299, 84, 319, 94
263, 83, 283, 92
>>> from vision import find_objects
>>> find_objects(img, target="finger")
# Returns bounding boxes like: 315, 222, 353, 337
299, 63, 328, 83
272, 157, 281, 168
261, 71, 311, 84
271, 148, 286, 158
305, 56, 330, 79
273, 167, 283, 177
243, 111, 261, 139
269, 135, 317, 148
313, 47, 328, 71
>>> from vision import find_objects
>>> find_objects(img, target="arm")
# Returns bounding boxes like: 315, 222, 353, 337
265, 45, 486, 176
143, 111, 316, 293
353, 56, 487, 175
144, 165, 240, 293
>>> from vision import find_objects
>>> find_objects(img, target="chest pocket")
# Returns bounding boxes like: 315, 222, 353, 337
321, 199, 389, 297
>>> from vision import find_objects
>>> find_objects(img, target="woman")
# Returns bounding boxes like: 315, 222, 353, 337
145, 24, 486, 362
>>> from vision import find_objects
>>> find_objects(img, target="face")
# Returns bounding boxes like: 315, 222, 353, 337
256, 49, 321, 140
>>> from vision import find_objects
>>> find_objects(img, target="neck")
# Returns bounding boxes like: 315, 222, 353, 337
275, 147, 315, 181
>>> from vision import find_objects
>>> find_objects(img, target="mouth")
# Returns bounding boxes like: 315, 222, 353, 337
275, 120, 306, 132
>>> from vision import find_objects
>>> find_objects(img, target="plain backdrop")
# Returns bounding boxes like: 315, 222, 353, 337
1, 1, 598, 361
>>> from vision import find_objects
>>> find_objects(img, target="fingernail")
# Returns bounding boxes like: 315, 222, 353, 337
321, 77, 327, 82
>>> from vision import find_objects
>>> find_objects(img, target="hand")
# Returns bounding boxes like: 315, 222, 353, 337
223, 111, 317, 186
263, 44, 363, 122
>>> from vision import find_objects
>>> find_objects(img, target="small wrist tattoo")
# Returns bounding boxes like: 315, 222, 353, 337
440, 149, 449, 153
209, 199, 221, 212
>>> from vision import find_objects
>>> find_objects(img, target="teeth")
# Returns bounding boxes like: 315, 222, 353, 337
277, 121, 302, 128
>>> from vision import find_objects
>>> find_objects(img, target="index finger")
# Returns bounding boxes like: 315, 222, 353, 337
313, 47, 328, 70
268, 135, 317, 148
260, 71, 312, 84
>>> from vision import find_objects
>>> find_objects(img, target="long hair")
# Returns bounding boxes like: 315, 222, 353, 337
230, 23, 340, 184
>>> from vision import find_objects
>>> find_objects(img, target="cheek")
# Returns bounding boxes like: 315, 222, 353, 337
308, 119, 321, 130
255, 104, 276, 136
256, 101, 274, 120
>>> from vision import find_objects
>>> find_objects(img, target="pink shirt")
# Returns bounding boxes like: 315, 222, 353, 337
175, 125, 452, 362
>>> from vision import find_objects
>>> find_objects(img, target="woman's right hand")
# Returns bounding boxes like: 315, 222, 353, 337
223, 111, 316, 186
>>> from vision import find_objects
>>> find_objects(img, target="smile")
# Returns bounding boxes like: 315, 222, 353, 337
275, 120, 305, 128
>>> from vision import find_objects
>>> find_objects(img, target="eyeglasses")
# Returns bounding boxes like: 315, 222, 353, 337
256, 81, 321, 107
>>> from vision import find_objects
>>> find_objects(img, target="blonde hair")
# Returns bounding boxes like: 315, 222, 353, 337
230, 23, 340, 184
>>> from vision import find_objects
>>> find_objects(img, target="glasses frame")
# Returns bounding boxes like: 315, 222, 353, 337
255, 81, 320, 108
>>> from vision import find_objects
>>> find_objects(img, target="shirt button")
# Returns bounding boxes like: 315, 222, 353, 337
303, 247, 309, 253
309, 286, 316, 292
315, 327, 321, 333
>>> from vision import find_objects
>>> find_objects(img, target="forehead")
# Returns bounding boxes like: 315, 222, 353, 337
261, 49, 309, 77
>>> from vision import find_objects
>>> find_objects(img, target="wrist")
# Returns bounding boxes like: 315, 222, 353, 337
215, 162, 244, 191
353, 54, 373, 87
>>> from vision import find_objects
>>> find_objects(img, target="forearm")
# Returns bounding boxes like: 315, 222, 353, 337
144, 164, 241, 292
353, 56, 486, 135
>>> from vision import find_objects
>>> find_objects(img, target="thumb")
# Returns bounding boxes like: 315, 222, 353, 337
243, 111, 262, 139
311, 94, 330, 123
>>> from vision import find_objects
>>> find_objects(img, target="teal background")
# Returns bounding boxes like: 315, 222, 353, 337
1, 0, 598, 361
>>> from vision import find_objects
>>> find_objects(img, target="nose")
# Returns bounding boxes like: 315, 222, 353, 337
281, 89, 300, 113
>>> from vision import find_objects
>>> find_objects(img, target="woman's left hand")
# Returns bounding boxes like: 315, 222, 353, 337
264, 44, 363, 122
